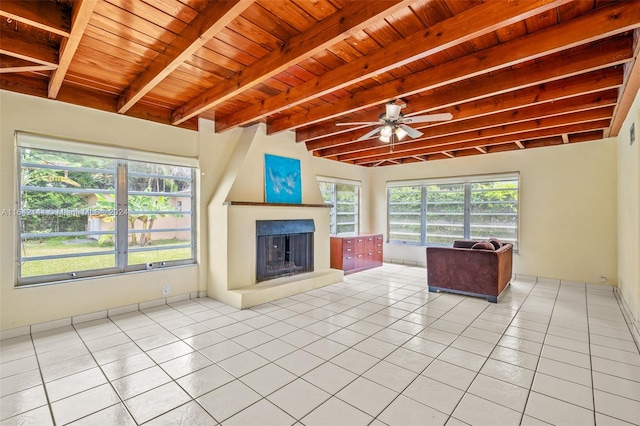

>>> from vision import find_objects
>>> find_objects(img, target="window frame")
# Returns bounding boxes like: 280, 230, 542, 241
317, 178, 360, 236
387, 173, 519, 249
15, 132, 197, 286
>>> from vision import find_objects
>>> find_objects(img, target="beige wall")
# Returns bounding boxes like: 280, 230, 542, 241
617, 89, 640, 321
207, 125, 336, 304
0, 91, 240, 329
1, 87, 635, 328
369, 140, 619, 285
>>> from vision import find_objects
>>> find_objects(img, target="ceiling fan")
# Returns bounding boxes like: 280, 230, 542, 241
336, 101, 453, 143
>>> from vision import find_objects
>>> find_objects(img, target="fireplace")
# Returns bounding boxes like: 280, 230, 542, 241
256, 219, 314, 282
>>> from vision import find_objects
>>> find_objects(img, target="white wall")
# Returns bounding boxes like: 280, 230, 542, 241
0, 91, 240, 329
369, 140, 619, 285
617, 89, 640, 321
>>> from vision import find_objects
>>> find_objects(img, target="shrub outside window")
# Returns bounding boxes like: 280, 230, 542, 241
387, 174, 519, 249
17, 144, 195, 285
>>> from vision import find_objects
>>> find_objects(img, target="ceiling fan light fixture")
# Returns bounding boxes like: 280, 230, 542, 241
386, 103, 402, 119
395, 126, 408, 140
380, 124, 393, 139
380, 134, 391, 143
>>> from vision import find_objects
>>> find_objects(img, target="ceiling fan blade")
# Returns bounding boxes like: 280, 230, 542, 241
357, 127, 382, 141
402, 113, 453, 124
335, 121, 380, 126
386, 103, 402, 120
399, 124, 423, 138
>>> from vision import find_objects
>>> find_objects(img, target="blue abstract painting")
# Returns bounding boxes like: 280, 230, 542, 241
264, 154, 302, 204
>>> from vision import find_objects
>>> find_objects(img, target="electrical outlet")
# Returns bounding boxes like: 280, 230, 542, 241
162, 285, 170, 296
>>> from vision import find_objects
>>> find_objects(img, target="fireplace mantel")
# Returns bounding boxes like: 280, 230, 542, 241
224, 201, 332, 208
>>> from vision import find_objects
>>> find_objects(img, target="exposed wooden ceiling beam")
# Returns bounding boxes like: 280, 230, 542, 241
0, 0, 70, 37
215, 0, 572, 132
117, 0, 253, 114
442, 152, 455, 158
354, 119, 611, 165
608, 28, 640, 136
171, 0, 415, 125
48, 0, 98, 99
268, 1, 640, 133
515, 141, 526, 149
561, 134, 570, 144
337, 106, 614, 162
0, 65, 56, 73
0, 57, 56, 73
476, 147, 488, 154
304, 55, 631, 150
299, 42, 628, 143
0, 27, 58, 67
318, 89, 618, 157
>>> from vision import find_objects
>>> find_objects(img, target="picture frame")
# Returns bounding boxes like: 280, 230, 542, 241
264, 154, 302, 204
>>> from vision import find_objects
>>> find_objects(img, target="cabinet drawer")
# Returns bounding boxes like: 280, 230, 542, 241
342, 255, 355, 270
354, 237, 365, 253
365, 236, 375, 251
343, 245, 355, 255
354, 253, 366, 268
365, 252, 376, 265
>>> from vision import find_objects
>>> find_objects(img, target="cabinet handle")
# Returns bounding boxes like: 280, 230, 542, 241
346, 248, 352, 252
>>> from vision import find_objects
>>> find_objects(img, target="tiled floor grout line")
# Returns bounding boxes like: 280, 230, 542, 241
4, 266, 640, 425
233, 277, 452, 424
28, 333, 57, 426
172, 277, 534, 424
432, 280, 544, 425
517, 281, 561, 426
585, 286, 598, 426
204, 274, 451, 424
73, 310, 176, 425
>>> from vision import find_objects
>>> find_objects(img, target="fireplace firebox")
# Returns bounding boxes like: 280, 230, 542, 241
256, 220, 314, 282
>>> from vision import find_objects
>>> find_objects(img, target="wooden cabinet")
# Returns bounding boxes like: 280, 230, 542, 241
330, 234, 383, 274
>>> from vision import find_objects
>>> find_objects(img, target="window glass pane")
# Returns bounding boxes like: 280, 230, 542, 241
335, 183, 358, 235
18, 148, 196, 284
388, 186, 421, 243
318, 181, 359, 236
126, 161, 193, 266
470, 180, 518, 249
387, 176, 519, 248
425, 183, 465, 246
19, 148, 117, 278
318, 181, 335, 234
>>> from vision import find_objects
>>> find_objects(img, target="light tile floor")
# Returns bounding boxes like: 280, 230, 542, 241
1, 264, 640, 425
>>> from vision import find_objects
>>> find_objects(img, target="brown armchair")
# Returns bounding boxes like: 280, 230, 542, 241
426, 240, 513, 302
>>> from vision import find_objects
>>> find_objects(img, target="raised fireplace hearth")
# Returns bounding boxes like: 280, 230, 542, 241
256, 219, 314, 282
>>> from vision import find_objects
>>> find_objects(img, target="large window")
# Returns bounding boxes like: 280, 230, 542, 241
319, 180, 359, 236
16, 136, 195, 285
388, 174, 518, 249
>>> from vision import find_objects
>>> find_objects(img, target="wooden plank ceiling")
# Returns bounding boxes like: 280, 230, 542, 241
1, 0, 639, 166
